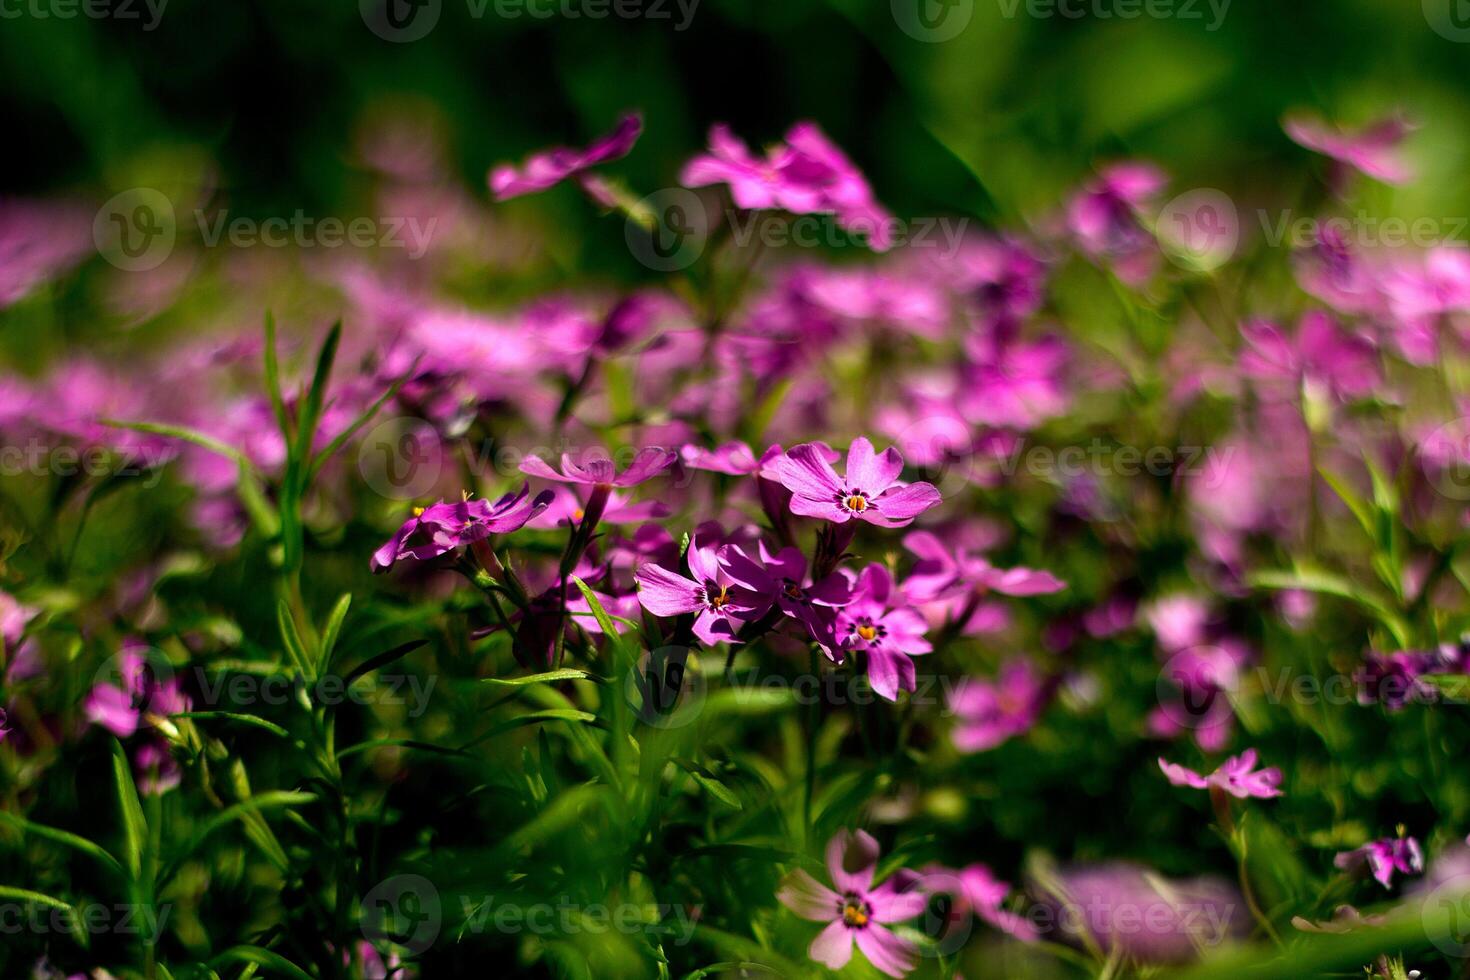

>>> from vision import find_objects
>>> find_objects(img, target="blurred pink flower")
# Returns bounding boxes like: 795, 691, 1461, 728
1159, 748, 1283, 798
489, 112, 642, 201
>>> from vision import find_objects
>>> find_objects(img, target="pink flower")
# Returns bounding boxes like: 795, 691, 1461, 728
681, 122, 895, 251
633, 527, 775, 646
1334, 834, 1423, 889
837, 565, 932, 701
370, 485, 553, 573
527, 486, 670, 530
958, 336, 1070, 430
919, 863, 1039, 942
1284, 112, 1414, 186
519, 447, 677, 488
1159, 748, 1283, 799
1066, 162, 1166, 285
765, 437, 941, 527
1238, 311, 1381, 401
761, 544, 854, 652
489, 113, 642, 201
776, 830, 924, 978
680, 440, 761, 475
902, 530, 1066, 603
950, 658, 1049, 752
85, 643, 190, 739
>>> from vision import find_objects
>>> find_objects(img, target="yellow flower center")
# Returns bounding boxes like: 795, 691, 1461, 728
841, 901, 869, 928
845, 495, 868, 512
573, 508, 586, 522
857, 624, 878, 642
709, 586, 729, 609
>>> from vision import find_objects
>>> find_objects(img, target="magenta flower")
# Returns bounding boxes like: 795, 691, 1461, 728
1066, 162, 1166, 285
133, 739, 181, 795
766, 437, 940, 528
1159, 749, 1283, 799
680, 440, 760, 475
489, 113, 642, 201
370, 485, 553, 573
633, 528, 775, 646
528, 486, 670, 530
1238, 311, 1381, 401
950, 658, 1049, 753
85, 644, 190, 739
1334, 834, 1423, 889
519, 447, 676, 488
776, 830, 924, 978
1283, 112, 1414, 186
902, 530, 1066, 604
838, 565, 932, 701
761, 544, 855, 651
919, 863, 1039, 942
680, 122, 895, 250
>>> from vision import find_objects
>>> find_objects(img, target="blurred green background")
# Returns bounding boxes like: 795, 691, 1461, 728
5, 0, 1470, 280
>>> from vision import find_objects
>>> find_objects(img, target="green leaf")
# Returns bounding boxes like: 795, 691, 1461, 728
340, 638, 428, 690
158, 791, 316, 888
482, 668, 592, 687
294, 320, 342, 469
318, 592, 352, 674
673, 759, 742, 810
571, 576, 634, 670
102, 420, 252, 471
0, 887, 88, 945
276, 599, 310, 678
306, 359, 418, 482
263, 312, 291, 441
0, 813, 125, 876
170, 711, 292, 740
111, 739, 147, 880
1248, 567, 1411, 648
1317, 466, 1373, 538
211, 945, 315, 980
